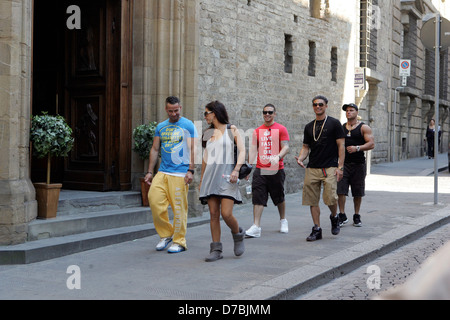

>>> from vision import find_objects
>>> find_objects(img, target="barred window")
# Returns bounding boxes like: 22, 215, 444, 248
360, 0, 378, 70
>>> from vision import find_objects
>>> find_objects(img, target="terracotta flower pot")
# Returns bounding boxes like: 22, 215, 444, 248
33, 182, 62, 219
140, 177, 150, 206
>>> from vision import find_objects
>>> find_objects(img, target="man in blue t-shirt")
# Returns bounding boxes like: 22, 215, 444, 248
144, 96, 198, 253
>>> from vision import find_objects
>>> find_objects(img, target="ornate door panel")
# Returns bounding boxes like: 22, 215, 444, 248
62, 0, 125, 191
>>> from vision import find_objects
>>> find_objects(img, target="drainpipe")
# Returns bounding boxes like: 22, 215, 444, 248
392, 87, 403, 162
433, 13, 441, 205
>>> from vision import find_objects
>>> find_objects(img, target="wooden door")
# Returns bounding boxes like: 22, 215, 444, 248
31, 0, 132, 191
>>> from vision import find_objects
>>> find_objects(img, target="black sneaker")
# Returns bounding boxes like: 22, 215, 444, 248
353, 214, 362, 227
306, 226, 322, 241
330, 214, 340, 235
338, 213, 348, 226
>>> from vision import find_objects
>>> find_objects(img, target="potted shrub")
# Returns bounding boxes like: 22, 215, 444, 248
132, 121, 157, 206
30, 112, 74, 219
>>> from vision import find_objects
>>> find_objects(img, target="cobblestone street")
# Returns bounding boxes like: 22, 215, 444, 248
297, 221, 450, 300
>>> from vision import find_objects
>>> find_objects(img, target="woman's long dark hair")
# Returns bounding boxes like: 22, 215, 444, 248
202, 100, 230, 148
205, 100, 229, 127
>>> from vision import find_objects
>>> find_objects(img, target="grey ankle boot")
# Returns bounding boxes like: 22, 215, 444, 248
205, 242, 223, 262
232, 227, 245, 256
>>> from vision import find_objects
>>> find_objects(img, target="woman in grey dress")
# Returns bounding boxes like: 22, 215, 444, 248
199, 101, 246, 262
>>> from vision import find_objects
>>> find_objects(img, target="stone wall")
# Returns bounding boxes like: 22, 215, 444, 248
195, 0, 449, 169
197, 0, 358, 194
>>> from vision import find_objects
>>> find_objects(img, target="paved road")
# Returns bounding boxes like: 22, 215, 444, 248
0, 155, 448, 300
297, 170, 450, 300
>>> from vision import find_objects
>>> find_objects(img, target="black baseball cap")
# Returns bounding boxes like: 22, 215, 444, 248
342, 103, 358, 111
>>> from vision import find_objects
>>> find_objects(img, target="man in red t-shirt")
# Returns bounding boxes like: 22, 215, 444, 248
245, 104, 290, 238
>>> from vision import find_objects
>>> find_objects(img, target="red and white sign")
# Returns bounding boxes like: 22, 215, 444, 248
399, 59, 411, 76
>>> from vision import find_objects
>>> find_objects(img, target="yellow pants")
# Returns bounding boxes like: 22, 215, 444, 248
148, 172, 189, 248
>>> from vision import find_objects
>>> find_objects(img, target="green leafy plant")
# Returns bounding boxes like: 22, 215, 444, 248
132, 121, 157, 160
30, 112, 74, 184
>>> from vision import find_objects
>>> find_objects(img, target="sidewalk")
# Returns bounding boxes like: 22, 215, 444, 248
0, 154, 449, 300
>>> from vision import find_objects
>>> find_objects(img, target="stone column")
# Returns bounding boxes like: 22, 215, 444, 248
149, 0, 199, 122
132, 0, 198, 141
0, 0, 36, 245
151, 0, 201, 216
131, 0, 201, 215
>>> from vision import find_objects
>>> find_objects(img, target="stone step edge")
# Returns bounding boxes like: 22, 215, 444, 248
0, 216, 210, 265
28, 207, 153, 241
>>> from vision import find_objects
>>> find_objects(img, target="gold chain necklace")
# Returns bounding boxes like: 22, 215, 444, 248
313, 116, 328, 142
346, 121, 359, 137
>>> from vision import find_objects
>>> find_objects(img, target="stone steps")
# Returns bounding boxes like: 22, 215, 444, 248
0, 190, 158, 264
0, 223, 156, 265
0, 189, 210, 264
56, 190, 144, 216
27, 206, 152, 241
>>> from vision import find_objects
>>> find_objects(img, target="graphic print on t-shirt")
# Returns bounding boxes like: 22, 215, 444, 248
155, 117, 197, 173
258, 128, 279, 166
160, 124, 185, 154
254, 122, 289, 171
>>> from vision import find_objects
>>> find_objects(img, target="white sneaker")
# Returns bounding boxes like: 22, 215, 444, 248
245, 224, 261, 238
167, 243, 186, 253
280, 219, 288, 233
156, 237, 172, 251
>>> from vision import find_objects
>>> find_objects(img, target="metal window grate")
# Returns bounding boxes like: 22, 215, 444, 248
360, 0, 377, 70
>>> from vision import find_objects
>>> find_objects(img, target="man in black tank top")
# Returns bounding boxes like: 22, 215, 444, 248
337, 103, 375, 227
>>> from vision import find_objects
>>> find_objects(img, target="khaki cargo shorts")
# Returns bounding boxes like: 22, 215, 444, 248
302, 167, 338, 206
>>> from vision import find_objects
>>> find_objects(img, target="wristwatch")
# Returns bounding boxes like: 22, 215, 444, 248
356, 145, 360, 152
187, 169, 195, 174
338, 167, 344, 171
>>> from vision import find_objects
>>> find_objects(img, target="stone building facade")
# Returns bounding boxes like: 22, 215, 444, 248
0, 0, 449, 245
195, 0, 449, 191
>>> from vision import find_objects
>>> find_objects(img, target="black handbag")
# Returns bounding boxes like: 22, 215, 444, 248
238, 162, 253, 179
227, 124, 253, 179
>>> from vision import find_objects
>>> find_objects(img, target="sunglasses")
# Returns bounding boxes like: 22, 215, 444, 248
204, 111, 214, 117
262, 111, 274, 115
313, 103, 325, 107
